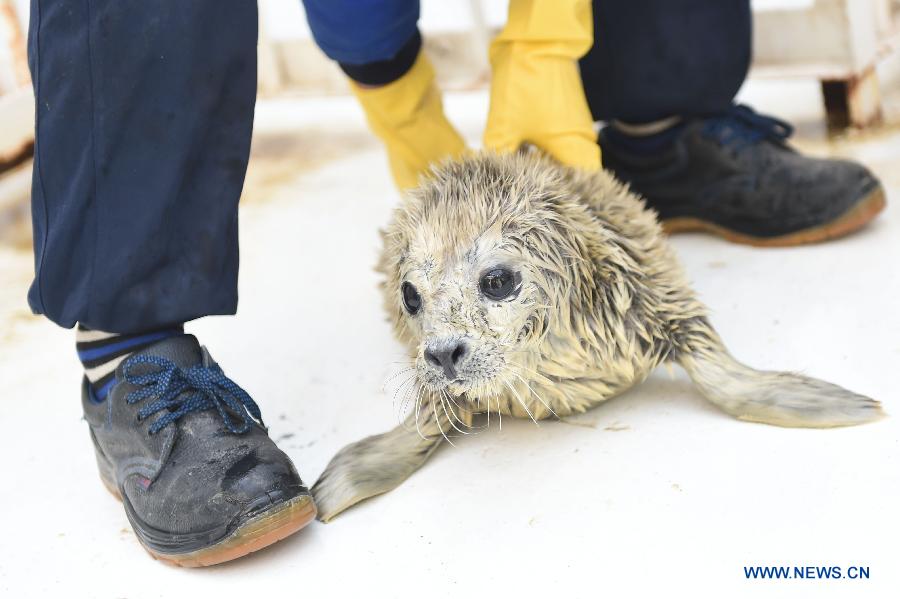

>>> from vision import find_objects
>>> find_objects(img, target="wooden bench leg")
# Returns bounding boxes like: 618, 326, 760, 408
821, 66, 883, 130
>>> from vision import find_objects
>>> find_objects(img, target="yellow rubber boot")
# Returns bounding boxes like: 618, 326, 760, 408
484, 0, 600, 170
350, 52, 467, 190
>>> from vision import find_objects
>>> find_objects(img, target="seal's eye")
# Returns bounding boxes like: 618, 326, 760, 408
480, 268, 518, 301
401, 282, 422, 314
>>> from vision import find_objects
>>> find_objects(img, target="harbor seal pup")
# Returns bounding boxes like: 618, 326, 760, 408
312, 151, 883, 522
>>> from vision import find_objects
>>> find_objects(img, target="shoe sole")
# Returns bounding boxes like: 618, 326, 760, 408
99, 471, 317, 567
661, 186, 886, 247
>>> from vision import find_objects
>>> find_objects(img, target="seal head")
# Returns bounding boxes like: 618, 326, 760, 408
377, 151, 681, 418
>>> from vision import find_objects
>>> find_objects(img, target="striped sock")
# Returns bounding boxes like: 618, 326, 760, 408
76, 324, 184, 401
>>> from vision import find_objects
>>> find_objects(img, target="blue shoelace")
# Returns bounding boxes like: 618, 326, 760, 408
122, 354, 263, 435
702, 104, 794, 150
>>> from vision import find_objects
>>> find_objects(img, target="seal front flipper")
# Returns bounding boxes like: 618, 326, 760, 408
312, 399, 452, 522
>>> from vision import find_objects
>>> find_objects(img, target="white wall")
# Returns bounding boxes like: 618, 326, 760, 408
261, 0, 831, 42
261, 0, 510, 40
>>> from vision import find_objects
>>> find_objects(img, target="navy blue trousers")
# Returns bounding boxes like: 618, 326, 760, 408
28, 0, 749, 333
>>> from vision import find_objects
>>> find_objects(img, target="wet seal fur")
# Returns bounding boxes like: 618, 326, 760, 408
312, 151, 884, 522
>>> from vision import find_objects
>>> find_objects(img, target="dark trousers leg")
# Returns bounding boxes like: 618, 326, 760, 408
27, 0, 257, 333
580, 0, 752, 123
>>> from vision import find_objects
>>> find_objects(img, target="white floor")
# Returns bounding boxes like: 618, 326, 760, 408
1, 81, 899, 599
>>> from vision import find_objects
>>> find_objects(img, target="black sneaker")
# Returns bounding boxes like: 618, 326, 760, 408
83, 334, 316, 567
599, 104, 886, 246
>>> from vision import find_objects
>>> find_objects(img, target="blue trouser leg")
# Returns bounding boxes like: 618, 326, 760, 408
27, 0, 257, 333
301, 0, 419, 67
580, 0, 752, 123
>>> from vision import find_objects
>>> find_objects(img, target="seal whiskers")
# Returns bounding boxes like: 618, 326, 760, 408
504, 379, 539, 425
439, 389, 472, 435
398, 380, 424, 430
506, 366, 559, 420
390, 373, 417, 417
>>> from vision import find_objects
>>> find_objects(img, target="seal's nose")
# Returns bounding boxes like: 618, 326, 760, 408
424, 340, 467, 380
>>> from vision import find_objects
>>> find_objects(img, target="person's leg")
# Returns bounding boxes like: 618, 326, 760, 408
29, 0, 254, 333
302, 0, 465, 190
581, 0, 885, 246
580, 0, 750, 124
29, 0, 315, 565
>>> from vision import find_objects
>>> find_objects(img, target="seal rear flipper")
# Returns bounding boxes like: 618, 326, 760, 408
676, 326, 885, 428
312, 402, 450, 522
